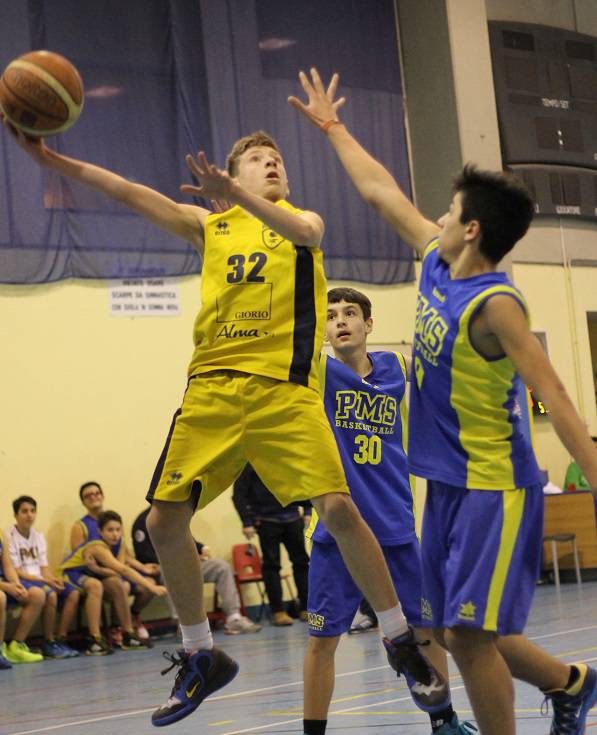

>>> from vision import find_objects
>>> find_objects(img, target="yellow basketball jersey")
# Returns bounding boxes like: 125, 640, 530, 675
187, 201, 327, 391
59, 539, 107, 572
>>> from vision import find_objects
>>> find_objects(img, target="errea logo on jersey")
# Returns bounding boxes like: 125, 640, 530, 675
215, 221, 230, 236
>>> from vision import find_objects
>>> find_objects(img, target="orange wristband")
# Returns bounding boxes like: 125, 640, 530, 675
321, 119, 344, 133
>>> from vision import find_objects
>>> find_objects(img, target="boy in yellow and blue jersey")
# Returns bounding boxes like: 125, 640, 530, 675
304, 287, 472, 735
291, 68, 597, 735
6, 115, 440, 725
59, 510, 166, 654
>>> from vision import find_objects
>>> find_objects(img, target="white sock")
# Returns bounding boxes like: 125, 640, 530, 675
226, 612, 241, 624
376, 605, 408, 641
180, 620, 213, 653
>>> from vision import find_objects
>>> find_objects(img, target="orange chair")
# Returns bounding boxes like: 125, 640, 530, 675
232, 543, 268, 620
231, 543, 295, 621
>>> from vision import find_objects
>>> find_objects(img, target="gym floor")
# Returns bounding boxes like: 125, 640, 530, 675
3, 582, 597, 735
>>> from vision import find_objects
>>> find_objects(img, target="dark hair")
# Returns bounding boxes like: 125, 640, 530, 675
98, 510, 122, 530
226, 130, 280, 176
13, 495, 37, 514
79, 481, 103, 501
327, 287, 372, 321
454, 164, 535, 263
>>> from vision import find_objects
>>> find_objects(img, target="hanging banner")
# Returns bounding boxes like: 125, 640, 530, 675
109, 278, 180, 317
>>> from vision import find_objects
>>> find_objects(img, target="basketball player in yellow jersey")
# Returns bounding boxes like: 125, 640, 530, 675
4, 121, 446, 727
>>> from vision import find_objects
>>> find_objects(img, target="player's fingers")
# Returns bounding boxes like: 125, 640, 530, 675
180, 184, 203, 195
298, 70, 313, 95
288, 96, 309, 114
333, 97, 347, 112
326, 73, 339, 100
311, 67, 326, 94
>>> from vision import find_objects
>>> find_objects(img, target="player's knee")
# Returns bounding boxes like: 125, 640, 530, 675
444, 625, 496, 660
26, 586, 45, 608
313, 493, 358, 536
46, 590, 58, 608
307, 634, 340, 658
147, 500, 191, 545
85, 578, 103, 598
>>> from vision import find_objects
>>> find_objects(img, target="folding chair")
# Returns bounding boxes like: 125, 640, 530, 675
232, 543, 268, 621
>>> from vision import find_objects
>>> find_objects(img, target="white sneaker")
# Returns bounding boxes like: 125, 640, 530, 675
132, 616, 150, 640
224, 616, 262, 635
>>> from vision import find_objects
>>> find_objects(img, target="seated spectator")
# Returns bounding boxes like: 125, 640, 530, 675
6, 496, 78, 658
71, 481, 158, 641
233, 464, 310, 626
564, 437, 597, 491
60, 511, 166, 650
132, 507, 261, 635
0, 529, 44, 666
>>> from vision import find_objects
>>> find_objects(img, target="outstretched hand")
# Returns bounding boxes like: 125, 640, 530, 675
181, 151, 237, 201
288, 68, 346, 130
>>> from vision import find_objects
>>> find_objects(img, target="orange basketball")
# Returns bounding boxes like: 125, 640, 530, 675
0, 50, 84, 137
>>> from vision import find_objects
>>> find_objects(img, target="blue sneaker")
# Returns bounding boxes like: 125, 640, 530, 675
41, 640, 68, 659
544, 664, 597, 735
434, 714, 478, 734
55, 638, 79, 658
0, 651, 12, 669
382, 627, 450, 711
151, 648, 239, 727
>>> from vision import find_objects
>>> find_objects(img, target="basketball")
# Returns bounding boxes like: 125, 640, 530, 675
0, 50, 84, 137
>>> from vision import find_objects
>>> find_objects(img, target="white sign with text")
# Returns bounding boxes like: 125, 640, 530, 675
109, 278, 180, 317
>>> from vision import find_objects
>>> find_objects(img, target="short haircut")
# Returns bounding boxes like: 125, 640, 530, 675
454, 164, 535, 264
13, 495, 37, 514
226, 130, 280, 176
79, 481, 103, 501
98, 510, 122, 530
327, 287, 372, 321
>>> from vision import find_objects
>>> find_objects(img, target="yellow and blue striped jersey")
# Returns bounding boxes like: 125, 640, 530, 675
187, 200, 328, 391
309, 352, 417, 544
408, 239, 541, 490
59, 539, 109, 572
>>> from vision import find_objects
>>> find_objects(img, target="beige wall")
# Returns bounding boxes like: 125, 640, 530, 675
2, 256, 596, 564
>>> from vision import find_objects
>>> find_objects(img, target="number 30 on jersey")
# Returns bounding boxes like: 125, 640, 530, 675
353, 434, 382, 465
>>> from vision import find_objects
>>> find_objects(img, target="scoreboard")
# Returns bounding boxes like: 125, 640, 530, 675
488, 22, 597, 220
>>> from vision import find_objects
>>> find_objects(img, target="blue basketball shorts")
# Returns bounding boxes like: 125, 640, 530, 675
307, 538, 423, 637
420, 480, 543, 635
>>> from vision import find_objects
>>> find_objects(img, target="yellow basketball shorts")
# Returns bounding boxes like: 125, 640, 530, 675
146, 370, 349, 510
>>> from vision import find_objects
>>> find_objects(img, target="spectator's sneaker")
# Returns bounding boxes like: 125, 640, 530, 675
224, 616, 262, 635
434, 714, 478, 734
41, 640, 68, 659
349, 613, 378, 634
151, 647, 239, 727
0, 647, 12, 669
272, 611, 294, 626
54, 637, 79, 657
132, 615, 150, 640
108, 626, 124, 647
382, 627, 450, 712
5, 640, 44, 664
122, 630, 153, 650
84, 636, 113, 656
543, 664, 597, 735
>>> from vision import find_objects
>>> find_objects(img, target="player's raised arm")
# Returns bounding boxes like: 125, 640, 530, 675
289, 68, 438, 255
182, 150, 323, 248
485, 295, 597, 493
2, 117, 208, 255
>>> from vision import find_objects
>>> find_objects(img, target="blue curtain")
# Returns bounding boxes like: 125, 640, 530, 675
0, 0, 414, 285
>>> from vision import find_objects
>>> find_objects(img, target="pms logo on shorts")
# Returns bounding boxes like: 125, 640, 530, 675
307, 612, 325, 631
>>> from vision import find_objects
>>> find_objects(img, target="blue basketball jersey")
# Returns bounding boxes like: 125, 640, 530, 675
79, 514, 122, 556
310, 351, 416, 545
408, 240, 541, 490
